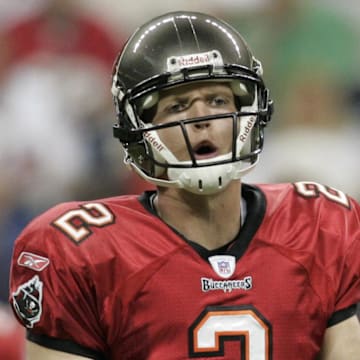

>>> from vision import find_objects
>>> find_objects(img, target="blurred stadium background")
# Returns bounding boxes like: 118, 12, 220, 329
1, 0, 359, 357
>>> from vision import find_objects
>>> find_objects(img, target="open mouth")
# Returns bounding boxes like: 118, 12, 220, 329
193, 141, 218, 159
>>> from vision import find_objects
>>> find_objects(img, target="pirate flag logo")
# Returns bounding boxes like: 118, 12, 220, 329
12, 275, 43, 328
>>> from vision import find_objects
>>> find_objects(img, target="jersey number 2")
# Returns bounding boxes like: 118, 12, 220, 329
189, 306, 272, 359
294, 181, 350, 208
52, 203, 114, 243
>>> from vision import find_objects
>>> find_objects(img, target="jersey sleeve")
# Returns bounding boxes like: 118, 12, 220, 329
325, 196, 360, 325
9, 203, 108, 359
285, 182, 360, 326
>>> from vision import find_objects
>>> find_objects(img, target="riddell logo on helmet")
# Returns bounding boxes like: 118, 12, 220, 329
167, 50, 224, 73
239, 117, 255, 143
178, 54, 210, 67
144, 132, 165, 152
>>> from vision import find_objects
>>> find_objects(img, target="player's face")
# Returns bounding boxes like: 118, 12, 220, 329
151, 82, 237, 162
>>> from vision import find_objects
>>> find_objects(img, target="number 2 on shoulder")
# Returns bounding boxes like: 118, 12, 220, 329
52, 203, 115, 243
294, 181, 350, 208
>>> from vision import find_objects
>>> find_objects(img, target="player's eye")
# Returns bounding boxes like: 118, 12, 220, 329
165, 101, 188, 113
208, 95, 229, 107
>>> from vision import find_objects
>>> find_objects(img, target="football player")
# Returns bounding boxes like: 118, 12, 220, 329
9, 11, 360, 359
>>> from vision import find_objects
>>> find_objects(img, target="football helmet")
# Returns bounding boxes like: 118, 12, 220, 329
112, 11, 273, 194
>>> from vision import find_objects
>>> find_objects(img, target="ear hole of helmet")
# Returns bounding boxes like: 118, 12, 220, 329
127, 142, 156, 176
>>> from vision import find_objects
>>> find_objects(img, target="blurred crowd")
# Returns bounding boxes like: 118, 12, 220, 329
1, 0, 359, 357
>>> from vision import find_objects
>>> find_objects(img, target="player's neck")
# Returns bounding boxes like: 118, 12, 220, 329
154, 181, 242, 250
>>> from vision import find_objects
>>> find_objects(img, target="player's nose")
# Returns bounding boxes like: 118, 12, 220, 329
188, 101, 212, 130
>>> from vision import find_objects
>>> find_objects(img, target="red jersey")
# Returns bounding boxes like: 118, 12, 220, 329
9, 182, 360, 359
